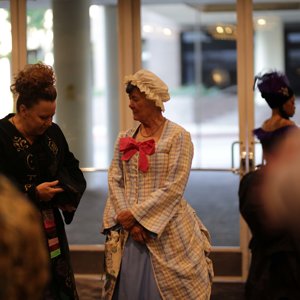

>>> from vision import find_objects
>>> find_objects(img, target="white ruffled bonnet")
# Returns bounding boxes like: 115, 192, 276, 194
124, 69, 170, 111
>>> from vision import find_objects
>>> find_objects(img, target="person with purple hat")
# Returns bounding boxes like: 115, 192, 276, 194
253, 70, 297, 163
239, 71, 300, 299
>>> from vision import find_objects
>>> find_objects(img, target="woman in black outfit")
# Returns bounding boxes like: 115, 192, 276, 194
0, 62, 86, 299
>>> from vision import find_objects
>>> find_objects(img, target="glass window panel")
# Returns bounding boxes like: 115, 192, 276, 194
27, 3, 53, 64
186, 170, 240, 246
26, 0, 117, 169
0, 1, 13, 118
253, 2, 300, 166
67, 171, 107, 245
142, 2, 238, 170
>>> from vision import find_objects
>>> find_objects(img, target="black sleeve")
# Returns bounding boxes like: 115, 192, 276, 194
50, 124, 87, 224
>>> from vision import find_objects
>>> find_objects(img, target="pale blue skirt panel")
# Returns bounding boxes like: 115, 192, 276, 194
112, 236, 162, 300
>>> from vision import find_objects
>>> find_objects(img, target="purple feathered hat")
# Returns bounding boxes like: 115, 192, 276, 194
254, 71, 294, 109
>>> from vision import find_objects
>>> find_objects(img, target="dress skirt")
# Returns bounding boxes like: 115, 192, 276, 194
112, 236, 162, 300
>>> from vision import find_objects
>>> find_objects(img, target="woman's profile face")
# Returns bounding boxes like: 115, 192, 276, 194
128, 88, 157, 123
21, 99, 56, 136
283, 95, 296, 117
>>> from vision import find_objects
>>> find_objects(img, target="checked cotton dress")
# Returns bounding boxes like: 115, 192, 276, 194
102, 119, 213, 299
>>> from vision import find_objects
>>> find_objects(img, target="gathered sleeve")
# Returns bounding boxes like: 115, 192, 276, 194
102, 133, 129, 230
130, 129, 193, 237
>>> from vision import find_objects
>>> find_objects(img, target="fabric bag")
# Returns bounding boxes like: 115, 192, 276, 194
104, 229, 126, 278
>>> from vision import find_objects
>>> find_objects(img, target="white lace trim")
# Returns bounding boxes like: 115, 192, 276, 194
124, 70, 170, 111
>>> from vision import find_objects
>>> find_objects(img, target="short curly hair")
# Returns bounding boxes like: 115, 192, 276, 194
0, 175, 49, 300
11, 62, 57, 112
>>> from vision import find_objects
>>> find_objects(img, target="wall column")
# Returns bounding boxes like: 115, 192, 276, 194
104, 6, 119, 163
52, 0, 93, 167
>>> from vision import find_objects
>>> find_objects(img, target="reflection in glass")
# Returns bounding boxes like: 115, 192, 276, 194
27, 7, 54, 65
26, 2, 116, 168
141, 3, 238, 169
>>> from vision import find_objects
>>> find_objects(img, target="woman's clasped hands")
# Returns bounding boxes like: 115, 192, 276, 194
117, 210, 151, 244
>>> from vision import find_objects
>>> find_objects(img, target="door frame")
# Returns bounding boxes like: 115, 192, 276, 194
236, 0, 254, 281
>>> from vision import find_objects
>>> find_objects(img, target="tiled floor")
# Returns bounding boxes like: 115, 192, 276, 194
76, 275, 102, 300
75, 276, 245, 300
211, 282, 245, 300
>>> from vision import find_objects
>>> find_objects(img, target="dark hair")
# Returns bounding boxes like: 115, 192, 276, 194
254, 71, 294, 110
10, 62, 57, 112
126, 82, 138, 94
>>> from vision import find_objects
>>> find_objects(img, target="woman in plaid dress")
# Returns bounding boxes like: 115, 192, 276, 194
102, 69, 213, 300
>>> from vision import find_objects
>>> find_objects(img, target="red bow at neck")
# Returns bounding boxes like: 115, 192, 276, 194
119, 137, 155, 172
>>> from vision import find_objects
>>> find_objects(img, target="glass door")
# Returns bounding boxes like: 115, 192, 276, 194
140, 0, 252, 280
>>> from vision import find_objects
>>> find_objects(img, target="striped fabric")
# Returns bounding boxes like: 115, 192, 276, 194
103, 120, 213, 299
42, 209, 61, 259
